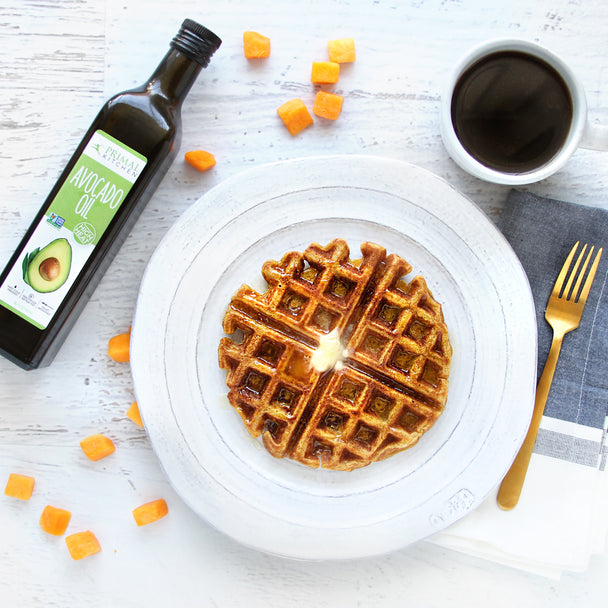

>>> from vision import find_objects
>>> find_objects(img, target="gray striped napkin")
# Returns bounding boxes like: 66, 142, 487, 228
498, 190, 608, 469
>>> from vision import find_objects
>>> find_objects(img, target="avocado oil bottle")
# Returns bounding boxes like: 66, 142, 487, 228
0, 19, 221, 370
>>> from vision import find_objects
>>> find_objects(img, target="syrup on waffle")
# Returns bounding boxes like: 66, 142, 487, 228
218, 239, 452, 471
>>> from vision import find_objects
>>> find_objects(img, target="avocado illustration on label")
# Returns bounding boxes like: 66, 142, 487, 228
23, 238, 72, 293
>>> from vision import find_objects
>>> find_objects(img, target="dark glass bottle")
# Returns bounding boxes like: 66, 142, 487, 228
0, 19, 221, 370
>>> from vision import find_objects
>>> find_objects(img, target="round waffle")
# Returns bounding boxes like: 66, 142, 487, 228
218, 239, 452, 471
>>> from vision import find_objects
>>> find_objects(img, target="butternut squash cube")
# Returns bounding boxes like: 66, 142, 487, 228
126, 401, 144, 428
80, 434, 116, 461
328, 38, 356, 63
277, 99, 314, 135
132, 498, 169, 526
40, 505, 72, 536
311, 61, 340, 84
185, 150, 216, 173
4, 473, 35, 501
65, 530, 101, 560
108, 332, 130, 362
313, 90, 344, 120
243, 31, 271, 58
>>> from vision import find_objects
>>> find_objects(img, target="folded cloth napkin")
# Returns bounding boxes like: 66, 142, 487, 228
430, 190, 608, 578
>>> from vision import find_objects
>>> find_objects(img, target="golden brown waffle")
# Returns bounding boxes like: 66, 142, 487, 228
218, 239, 452, 471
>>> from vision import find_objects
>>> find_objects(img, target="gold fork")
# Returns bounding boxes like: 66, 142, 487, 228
497, 241, 603, 510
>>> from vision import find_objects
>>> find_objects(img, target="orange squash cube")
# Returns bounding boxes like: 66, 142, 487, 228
243, 31, 271, 58
126, 401, 144, 428
40, 505, 72, 536
277, 99, 314, 136
328, 38, 356, 63
80, 434, 116, 462
65, 530, 101, 560
108, 332, 130, 362
185, 150, 216, 173
313, 90, 344, 120
132, 498, 169, 526
4, 473, 35, 501
311, 61, 340, 84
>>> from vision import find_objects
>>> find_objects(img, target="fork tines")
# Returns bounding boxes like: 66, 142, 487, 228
556, 242, 603, 303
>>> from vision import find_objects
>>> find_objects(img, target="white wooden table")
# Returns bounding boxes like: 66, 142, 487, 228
1, 1, 607, 606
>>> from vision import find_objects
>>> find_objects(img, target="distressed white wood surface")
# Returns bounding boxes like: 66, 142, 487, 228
1, 0, 607, 606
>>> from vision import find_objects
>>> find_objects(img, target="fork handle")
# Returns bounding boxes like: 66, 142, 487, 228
497, 331, 565, 510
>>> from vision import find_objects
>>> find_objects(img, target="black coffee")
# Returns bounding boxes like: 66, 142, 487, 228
451, 51, 573, 173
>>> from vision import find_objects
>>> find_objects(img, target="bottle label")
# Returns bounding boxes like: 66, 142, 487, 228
0, 130, 147, 329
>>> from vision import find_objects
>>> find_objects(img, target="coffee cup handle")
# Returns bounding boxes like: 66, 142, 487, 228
581, 122, 608, 151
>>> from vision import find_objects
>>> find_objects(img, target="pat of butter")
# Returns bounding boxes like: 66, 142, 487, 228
311, 328, 345, 373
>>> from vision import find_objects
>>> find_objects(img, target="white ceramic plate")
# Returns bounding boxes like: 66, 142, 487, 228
130, 155, 537, 560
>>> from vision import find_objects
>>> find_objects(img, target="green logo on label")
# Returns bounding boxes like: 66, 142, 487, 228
73, 222, 97, 245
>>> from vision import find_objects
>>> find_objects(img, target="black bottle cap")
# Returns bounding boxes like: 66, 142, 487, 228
171, 19, 222, 67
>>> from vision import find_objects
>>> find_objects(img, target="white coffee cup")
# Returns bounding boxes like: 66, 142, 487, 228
440, 39, 608, 185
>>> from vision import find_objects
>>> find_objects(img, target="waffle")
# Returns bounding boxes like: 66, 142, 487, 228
218, 239, 452, 471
